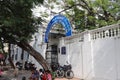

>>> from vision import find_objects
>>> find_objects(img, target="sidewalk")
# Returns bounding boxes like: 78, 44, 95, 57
1, 69, 31, 80
55, 78, 80, 80
1, 69, 80, 80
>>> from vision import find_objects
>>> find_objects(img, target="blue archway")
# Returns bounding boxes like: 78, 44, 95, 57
44, 14, 72, 43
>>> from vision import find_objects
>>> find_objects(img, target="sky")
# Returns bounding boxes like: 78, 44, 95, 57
32, 0, 64, 20
31, 0, 65, 29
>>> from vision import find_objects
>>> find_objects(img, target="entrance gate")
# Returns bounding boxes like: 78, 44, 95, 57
45, 14, 72, 65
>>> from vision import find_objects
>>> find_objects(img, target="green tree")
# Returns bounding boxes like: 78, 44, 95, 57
44, 0, 120, 32
65, 0, 120, 31
0, 0, 50, 70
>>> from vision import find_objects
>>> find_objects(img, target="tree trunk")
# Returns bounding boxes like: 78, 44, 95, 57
17, 41, 50, 71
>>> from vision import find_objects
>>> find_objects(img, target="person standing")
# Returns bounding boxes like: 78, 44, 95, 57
39, 69, 43, 80
13, 67, 19, 77
29, 70, 36, 80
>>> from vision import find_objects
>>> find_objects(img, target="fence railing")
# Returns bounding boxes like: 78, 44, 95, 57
90, 24, 120, 40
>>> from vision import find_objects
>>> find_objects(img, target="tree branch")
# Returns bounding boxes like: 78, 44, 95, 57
58, 1, 95, 16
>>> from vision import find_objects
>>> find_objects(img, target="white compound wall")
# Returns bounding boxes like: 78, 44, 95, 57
58, 24, 120, 80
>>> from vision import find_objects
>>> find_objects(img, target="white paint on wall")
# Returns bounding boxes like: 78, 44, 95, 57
58, 24, 120, 80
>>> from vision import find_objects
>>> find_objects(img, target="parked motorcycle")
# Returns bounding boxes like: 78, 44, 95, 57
51, 62, 74, 79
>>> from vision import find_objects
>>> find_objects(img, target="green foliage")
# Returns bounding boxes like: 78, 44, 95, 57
68, 0, 120, 31
67, 0, 75, 6
74, 8, 85, 30
31, 0, 120, 32
0, 0, 44, 44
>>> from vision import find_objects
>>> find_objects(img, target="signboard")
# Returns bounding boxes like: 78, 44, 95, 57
45, 14, 72, 43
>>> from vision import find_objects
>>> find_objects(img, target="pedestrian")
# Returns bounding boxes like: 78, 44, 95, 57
41, 70, 52, 80
0, 69, 2, 77
29, 70, 36, 80
29, 69, 39, 80
46, 70, 52, 80
41, 71, 47, 80
39, 69, 43, 80
13, 67, 19, 77
22, 76, 26, 80
34, 68, 39, 80
24, 61, 29, 70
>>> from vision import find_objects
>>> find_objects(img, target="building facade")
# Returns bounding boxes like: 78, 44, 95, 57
10, 23, 120, 80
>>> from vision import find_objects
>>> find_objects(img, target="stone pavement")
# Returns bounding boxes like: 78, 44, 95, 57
0, 69, 81, 80
0, 69, 31, 80
55, 78, 80, 80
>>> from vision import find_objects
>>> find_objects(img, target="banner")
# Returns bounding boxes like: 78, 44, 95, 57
45, 14, 72, 43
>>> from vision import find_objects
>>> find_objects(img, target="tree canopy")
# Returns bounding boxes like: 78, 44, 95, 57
0, 0, 50, 70
0, 0, 120, 70
40, 0, 120, 32
0, 0, 43, 44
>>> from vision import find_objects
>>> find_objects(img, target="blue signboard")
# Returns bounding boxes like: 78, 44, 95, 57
45, 14, 72, 43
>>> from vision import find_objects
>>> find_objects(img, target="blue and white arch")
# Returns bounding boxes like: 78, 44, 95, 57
44, 14, 72, 43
